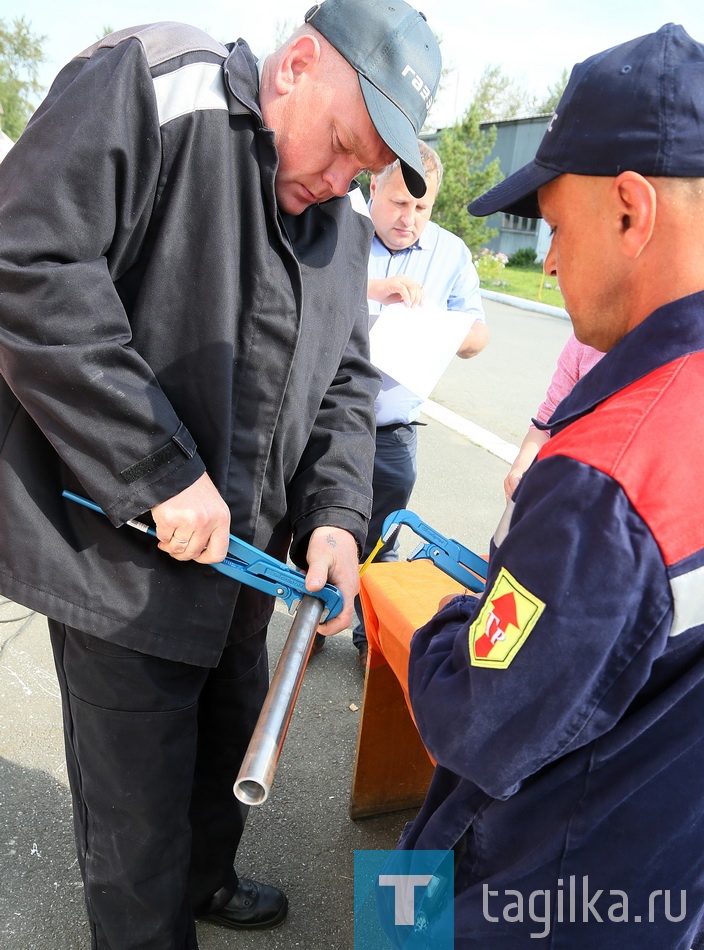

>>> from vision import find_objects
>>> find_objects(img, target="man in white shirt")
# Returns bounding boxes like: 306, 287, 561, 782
315, 141, 488, 666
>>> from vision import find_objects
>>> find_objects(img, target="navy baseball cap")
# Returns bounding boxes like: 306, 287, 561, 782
468, 23, 704, 218
305, 0, 441, 197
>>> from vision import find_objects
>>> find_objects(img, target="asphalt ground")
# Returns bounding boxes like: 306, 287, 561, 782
0, 296, 568, 949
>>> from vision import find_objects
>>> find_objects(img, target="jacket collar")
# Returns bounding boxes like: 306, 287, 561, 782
223, 39, 263, 120
539, 290, 704, 435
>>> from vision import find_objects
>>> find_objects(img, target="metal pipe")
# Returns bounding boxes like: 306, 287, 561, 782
234, 594, 325, 806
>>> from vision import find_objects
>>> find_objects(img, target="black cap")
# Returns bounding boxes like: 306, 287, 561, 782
468, 23, 704, 218
305, 0, 441, 197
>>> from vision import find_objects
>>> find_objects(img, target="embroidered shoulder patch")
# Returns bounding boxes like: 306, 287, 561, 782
469, 567, 545, 668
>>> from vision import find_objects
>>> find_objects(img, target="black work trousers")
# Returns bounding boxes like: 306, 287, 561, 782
49, 619, 269, 950
353, 423, 418, 648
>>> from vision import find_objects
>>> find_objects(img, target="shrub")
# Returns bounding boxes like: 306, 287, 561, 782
472, 248, 509, 285
507, 246, 538, 267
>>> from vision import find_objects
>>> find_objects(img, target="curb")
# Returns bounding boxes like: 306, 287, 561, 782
420, 399, 519, 465
480, 288, 569, 321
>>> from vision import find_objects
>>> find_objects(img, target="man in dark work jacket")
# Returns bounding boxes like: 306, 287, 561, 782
0, 1, 441, 946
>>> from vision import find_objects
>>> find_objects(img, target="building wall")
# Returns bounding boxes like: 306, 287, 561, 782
423, 115, 551, 260
479, 115, 550, 259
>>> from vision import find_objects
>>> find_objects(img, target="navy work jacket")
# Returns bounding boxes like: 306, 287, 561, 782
404, 292, 704, 948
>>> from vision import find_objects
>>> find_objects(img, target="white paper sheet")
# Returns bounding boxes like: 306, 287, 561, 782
368, 301, 473, 400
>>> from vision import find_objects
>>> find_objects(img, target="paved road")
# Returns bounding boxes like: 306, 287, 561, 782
0, 297, 572, 949
410, 296, 571, 553
431, 296, 571, 447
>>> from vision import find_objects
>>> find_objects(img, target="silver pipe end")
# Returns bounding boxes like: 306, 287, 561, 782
234, 777, 269, 806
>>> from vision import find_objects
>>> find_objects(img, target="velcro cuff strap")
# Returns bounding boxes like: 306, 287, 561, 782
120, 423, 197, 484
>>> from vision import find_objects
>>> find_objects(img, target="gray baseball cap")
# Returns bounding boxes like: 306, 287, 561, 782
305, 0, 441, 197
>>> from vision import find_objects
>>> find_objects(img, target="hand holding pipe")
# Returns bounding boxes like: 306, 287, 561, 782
234, 594, 325, 806
61, 490, 343, 621
61, 491, 336, 806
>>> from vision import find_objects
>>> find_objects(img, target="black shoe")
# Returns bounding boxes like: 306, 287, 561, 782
357, 643, 368, 671
311, 632, 326, 655
197, 878, 288, 930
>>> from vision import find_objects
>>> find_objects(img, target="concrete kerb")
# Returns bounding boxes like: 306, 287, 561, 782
480, 288, 569, 321
419, 400, 519, 465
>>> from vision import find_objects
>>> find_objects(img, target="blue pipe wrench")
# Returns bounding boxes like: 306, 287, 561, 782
62, 490, 343, 621
363, 508, 487, 593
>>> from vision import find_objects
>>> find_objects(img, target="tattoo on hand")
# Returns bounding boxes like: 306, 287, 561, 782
326, 534, 337, 548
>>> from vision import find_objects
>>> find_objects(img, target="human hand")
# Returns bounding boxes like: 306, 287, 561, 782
304, 526, 360, 636
438, 590, 478, 611
503, 466, 524, 502
151, 472, 231, 563
367, 275, 424, 308
505, 430, 549, 501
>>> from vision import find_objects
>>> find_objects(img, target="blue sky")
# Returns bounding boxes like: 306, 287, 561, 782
14, 0, 704, 128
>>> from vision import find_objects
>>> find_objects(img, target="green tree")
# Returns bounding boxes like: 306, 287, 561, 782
472, 64, 539, 122
463, 63, 570, 122
432, 102, 502, 251
429, 62, 571, 251
537, 67, 570, 115
0, 16, 45, 140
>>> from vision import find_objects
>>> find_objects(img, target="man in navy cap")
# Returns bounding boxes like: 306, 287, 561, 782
0, 1, 440, 946
396, 23, 704, 948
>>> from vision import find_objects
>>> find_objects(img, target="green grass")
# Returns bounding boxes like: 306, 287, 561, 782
484, 265, 565, 309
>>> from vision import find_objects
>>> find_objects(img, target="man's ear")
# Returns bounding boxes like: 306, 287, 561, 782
369, 175, 378, 200
272, 34, 321, 95
612, 171, 657, 259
